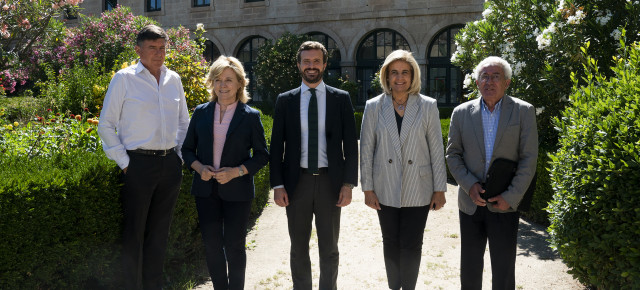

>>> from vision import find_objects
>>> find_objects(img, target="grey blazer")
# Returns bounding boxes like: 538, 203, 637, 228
446, 95, 538, 215
360, 93, 447, 208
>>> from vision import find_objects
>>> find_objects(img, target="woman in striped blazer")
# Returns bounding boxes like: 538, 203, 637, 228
359, 50, 448, 290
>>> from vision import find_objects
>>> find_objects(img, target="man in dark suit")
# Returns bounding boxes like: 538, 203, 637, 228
446, 56, 538, 290
270, 41, 358, 290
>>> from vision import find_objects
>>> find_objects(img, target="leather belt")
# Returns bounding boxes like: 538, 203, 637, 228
128, 147, 176, 157
301, 167, 328, 175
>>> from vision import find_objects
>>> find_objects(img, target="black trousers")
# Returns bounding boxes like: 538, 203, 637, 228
195, 192, 252, 290
121, 152, 182, 290
286, 170, 341, 290
459, 207, 519, 290
377, 204, 430, 290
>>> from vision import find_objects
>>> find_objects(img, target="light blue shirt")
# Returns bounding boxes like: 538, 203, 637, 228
481, 97, 502, 175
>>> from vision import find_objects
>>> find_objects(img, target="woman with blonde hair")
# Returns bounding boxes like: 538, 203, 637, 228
182, 55, 268, 289
359, 50, 447, 290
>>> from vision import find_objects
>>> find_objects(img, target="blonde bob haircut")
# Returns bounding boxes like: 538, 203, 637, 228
379, 50, 421, 96
205, 55, 250, 103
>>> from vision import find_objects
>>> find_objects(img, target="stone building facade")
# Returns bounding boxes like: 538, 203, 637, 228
79, 0, 483, 106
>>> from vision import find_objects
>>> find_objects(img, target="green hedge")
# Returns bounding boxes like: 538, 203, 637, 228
354, 111, 363, 139
519, 148, 554, 225
0, 152, 123, 288
547, 44, 640, 288
0, 117, 274, 289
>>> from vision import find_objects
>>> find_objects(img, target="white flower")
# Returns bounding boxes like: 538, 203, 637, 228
536, 106, 545, 115
557, 0, 566, 12
482, 8, 493, 18
531, 5, 537, 10
567, 10, 585, 24
450, 51, 458, 62
463, 74, 473, 89
512, 61, 526, 76
196, 23, 204, 31
611, 28, 622, 40
596, 11, 612, 25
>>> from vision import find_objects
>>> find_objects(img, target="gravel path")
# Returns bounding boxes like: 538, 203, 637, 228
193, 183, 584, 289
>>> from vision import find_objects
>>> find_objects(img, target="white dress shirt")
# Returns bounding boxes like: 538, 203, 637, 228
98, 62, 190, 169
299, 81, 328, 168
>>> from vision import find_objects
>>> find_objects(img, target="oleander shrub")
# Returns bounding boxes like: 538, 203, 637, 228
548, 39, 640, 288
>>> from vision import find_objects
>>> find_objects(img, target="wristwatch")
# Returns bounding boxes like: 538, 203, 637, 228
343, 183, 355, 189
238, 167, 245, 176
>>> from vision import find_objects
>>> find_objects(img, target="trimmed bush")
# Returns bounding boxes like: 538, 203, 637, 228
0, 151, 205, 288
520, 148, 554, 225
0, 152, 122, 289
548, 40, 640, 288
251, 113, 273, 217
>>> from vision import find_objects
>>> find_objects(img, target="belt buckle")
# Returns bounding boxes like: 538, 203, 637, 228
312, 172, 320, 176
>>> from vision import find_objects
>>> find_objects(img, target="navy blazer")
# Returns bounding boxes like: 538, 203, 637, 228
269, 85, 358, 196
181, 101, 269, 201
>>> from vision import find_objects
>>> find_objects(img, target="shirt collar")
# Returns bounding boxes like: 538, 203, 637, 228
134, 60, 167, 75
301, 81, 326, 95
481, 97, 503, 112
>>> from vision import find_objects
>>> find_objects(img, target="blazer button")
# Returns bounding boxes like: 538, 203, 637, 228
408, 160, 413, 164
388, 159, 392, 163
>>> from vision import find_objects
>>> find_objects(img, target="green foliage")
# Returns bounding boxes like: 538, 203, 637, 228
452, 0, 640, 149
251, 112, 273, 217
165, 51, 210, 109
548, 39, 640, 288
354, 112, 363, 139
38, 61, 111, 115
254, 32, 310, 114
0, 109, 101, 158
520, 148, 554, 225
0, 152, 122, 289
0, 96, 49, 124
440, 118, 453, 181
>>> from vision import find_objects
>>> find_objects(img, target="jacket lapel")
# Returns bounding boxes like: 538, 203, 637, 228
226, 102, 247, 137
324, 86, 335, 135
471, 98, 486, 159
292, 87, 302, 140
203, 102, 215, 163
493, 95, 513, 155
381, 94, 403, 159
399, 94, 419, 146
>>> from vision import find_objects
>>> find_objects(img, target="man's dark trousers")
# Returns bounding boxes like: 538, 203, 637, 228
286, 170, 340, 290
121, 151, 182, 290
459, 207, 519, 290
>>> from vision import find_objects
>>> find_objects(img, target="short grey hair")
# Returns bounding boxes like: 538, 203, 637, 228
473, 56, 512, 80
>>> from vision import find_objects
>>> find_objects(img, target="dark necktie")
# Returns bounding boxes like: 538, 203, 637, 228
308, 88, 318, 174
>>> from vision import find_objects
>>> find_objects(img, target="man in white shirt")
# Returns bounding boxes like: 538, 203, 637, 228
97, 24, 190, 290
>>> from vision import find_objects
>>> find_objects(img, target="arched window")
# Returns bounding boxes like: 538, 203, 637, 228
356, 29, 409, 105
104, 0, 117, 11
307, 32, 341, 82
236, 36, 266, 102
203, 40, 221, 63
427, 25, 464, 107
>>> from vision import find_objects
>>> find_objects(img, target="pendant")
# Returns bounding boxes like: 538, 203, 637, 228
397, 105, 405, 111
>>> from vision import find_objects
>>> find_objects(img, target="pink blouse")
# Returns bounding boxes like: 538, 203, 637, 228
213, 101, 237, 169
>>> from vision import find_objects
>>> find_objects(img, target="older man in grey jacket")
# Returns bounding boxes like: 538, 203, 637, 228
446, 56, 538, 290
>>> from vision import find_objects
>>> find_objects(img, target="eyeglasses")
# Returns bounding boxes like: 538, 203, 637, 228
479, 74, 504, 83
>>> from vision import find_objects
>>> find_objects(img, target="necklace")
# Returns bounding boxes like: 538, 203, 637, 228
393, 97, 408, 111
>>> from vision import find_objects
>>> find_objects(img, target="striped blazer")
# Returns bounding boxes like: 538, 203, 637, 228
360, 93, 447, 208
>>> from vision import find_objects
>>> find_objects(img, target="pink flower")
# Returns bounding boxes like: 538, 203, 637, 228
2, 5, 8, 10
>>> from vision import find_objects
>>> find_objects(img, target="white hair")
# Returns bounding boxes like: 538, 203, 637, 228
473, 56, 513, 80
